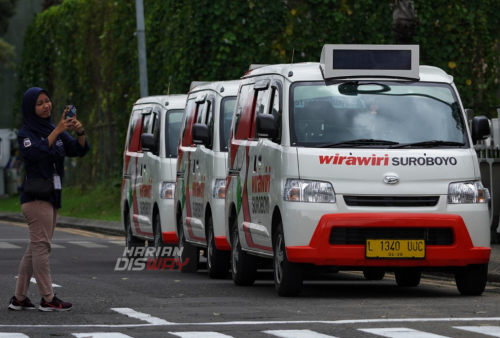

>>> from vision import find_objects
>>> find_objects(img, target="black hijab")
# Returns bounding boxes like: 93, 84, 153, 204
22, 87, 55, 138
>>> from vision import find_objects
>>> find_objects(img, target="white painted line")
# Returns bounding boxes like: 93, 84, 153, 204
72, 333, 133, 338
108, 241, 126, 245
264, 329, 338, 338
1, 316, 500, 328
111, 308, 172, 325
454, 326, 500, 337
169, 332, 234, 338
69, 241, 108, 248
0, 333, 30, 337
0, 242, 22, 249
15, 276, 61, 288
359, 327, 449, 338
50, 243, 65, 248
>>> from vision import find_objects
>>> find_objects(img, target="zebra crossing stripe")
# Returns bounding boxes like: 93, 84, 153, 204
169, 332, 234, 338
0, 242, 22, 249
359, 327, 450, 338
0, 334, 29, 337
50, 243, 65, 248
15, 276, 61, 288
264, 329, 338, 337
454, 326, 500, 337
110, 308, 172, 325
72, 333, 133, 338
108, 241, 126, 245
69, 241, 108, 248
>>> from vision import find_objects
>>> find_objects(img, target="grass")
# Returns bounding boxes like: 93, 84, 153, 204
0, 184, 121, 222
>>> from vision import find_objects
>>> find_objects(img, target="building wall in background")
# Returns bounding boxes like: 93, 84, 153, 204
0, 0, 44, 129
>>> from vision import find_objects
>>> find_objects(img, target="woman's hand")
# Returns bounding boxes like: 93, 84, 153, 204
55, 113, 74, 134
71, 119, 84, 134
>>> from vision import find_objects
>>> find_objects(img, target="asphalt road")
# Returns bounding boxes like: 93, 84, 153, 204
1, 219, 500, 338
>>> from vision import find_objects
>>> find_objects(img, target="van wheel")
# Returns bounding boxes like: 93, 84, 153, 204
177, 215, 199, 273
273, 223, 303, 297
455, 264, 488, 296
395, 269, 421, 287
125, 207, 145, 258
207, 217, 230, 279
363, 268, 385, 281
153, 212, 164, 258
231, 220, 257, 286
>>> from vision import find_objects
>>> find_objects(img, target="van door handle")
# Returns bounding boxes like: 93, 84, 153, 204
258, 155, 262, 162
229, 169, 240, 176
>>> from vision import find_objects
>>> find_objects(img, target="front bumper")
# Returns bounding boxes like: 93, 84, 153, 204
286, 213, 490, 267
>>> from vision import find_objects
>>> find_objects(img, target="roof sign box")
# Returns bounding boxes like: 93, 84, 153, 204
320, 44, 420, 80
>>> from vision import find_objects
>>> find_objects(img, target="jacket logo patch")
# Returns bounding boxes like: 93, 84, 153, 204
23, 138, 31, 148
56, 140, 63, 147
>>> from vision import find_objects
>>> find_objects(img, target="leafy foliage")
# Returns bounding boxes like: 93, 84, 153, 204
0, 0, 18, 78
15, 0, 500, 185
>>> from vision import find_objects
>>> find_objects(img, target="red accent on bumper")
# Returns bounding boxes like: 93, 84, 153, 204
215, 236, 231, 251
162, 231, 179, 244
286, 213, 490, 267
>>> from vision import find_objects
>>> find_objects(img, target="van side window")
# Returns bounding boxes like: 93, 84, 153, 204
270, 85, 282, 144
219, 97, 236, 152
152, 111, 161, 156
165, 110, 183, 157
234, 85, 255, 140
196, 102, 206, 124
126, 109, 143, 152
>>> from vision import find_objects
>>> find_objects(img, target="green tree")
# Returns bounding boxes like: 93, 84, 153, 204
0, 0, 18, 80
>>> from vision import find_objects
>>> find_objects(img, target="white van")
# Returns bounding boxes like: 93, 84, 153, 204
174, 81, 239, 275
225, 45, 491, 296
121, 94, 187, 255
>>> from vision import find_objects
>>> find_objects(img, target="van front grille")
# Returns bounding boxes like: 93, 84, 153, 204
329, 227, 454, 245
344, 195, 439, 207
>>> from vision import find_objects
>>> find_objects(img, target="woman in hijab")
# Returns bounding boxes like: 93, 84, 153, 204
8, 87, 90, 312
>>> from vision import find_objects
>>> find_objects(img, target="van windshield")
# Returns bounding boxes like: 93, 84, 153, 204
290, 81, 467, 148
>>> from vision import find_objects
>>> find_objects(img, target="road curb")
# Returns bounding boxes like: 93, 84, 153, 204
0, 212, 124, 236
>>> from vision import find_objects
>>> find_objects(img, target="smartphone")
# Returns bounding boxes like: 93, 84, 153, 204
64, 105, 76, 119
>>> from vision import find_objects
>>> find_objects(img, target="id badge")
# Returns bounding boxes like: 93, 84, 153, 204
53, 174, 62, 190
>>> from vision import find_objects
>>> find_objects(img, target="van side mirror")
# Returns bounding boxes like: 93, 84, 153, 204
256, 114, 277, 139
471, 116, 491, 145
141, 133, 157, 153
192, 123, 210, 147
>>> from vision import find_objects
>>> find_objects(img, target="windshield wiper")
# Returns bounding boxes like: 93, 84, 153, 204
318, 139, 400, 148
390, 140, 465, 149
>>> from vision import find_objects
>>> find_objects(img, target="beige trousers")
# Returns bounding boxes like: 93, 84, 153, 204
15, 200, 58, 301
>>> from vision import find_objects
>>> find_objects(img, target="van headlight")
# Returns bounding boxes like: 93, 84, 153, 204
160, 182, 175, 199
447, 181, 490, 204
213, 179, 226, 199
283, 179, 335, 203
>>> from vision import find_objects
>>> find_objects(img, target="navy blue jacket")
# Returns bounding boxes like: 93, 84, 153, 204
18, 126, 90, 209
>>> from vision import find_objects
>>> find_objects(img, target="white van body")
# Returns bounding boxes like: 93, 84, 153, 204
225, 45, 491, 296
121, 95, 187, 254
174, 81, 239, 275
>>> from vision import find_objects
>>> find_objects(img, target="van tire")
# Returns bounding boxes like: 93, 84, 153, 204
395, 269, 421, 287
273, 223, 303, 297
125, 206, 145, 258
231, 221, 257, 286
153, 212, 165, 258
207, 217, 230, 279
363, 268, 385, 281
177, 215, 199, 273
455, 263, 488, 296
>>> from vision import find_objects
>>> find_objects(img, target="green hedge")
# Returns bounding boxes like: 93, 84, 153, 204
15, 0, 500, 185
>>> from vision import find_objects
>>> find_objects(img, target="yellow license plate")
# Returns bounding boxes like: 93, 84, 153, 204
366, 239, 425, 258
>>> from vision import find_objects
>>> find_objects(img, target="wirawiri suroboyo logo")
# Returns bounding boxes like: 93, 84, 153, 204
319, 155, 457, 166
